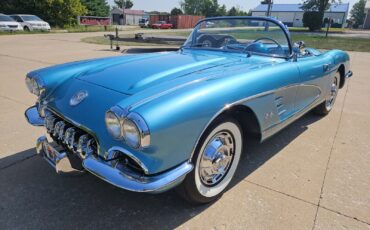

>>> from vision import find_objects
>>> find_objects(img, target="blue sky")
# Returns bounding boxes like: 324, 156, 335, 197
107, 0, 356, 12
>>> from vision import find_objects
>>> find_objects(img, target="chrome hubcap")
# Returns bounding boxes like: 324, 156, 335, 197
326, 75, 338, 110
199, 131, 235, 186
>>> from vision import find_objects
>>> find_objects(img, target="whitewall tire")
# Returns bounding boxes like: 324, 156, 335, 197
177, 117, 243, 204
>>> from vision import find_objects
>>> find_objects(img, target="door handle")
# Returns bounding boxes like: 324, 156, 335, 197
323, 64, 330, 72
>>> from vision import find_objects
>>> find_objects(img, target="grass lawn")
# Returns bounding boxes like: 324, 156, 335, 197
291, 35, 370, 52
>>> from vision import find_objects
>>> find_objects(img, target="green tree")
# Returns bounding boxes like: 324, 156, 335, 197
114, 0, 133, 9
228, 7, 238, 16
303, 11, 323, 31
227, 6, 248, 16
171, 7, 183, 15
217, 5, 227, 16
180, 0, 227, 17
0, 0, 87, 27
301, 0, 337, 30
350, 0, 366, 28
80, 0, 109, 17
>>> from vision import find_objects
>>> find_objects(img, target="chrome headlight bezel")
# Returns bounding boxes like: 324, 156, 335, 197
25, 76, 44, 96
105, 107, 125, 140
105, 106, 150, 149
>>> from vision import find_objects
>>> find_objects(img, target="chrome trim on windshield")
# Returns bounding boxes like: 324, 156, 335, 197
185, 16, 294, 59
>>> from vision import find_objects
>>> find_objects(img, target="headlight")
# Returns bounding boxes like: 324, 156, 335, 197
105, 107, 150, 149
123, 119, 140, 148
105, 110, 123, 139
0, 25, 7, 28
25, 76, 43, 96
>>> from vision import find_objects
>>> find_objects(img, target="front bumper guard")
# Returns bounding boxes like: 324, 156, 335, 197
36, 136, 82, 174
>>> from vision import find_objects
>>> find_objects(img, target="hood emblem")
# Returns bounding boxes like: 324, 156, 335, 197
70, 90, 88, 106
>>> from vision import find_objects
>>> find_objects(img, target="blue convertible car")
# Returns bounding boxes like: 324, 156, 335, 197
25, 17, 352, 203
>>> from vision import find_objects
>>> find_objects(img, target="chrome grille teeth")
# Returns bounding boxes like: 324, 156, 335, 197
53, 121, 64, 137
45, 114, 57, 133
77, 134, 93, 159
57, 122, 67, 140
64, 127, 76, 150
44, 109, 97, 157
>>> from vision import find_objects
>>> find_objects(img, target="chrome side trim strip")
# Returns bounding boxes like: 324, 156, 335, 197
83, 157, 193, 192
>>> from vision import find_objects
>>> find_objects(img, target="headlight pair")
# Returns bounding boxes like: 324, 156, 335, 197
105, 106, 150, 149
25, 76, 44, 96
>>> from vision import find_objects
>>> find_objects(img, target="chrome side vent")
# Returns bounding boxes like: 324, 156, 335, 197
275, 96, 286, 116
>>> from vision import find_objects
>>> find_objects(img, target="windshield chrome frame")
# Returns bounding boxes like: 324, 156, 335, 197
184, 16, 293, 59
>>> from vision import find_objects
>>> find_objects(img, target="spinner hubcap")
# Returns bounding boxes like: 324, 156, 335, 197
199, 131, 235, 186
326, 75, 339, 110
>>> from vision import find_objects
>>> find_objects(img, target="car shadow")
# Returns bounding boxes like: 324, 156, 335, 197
0, 112, 323, 229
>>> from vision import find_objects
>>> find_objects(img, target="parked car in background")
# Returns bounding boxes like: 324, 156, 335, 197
139, 18, 149, 28
9, 14, 50, 31
25, 16, 352, 204
0, 14, 23, 31
151, 21, 173, 29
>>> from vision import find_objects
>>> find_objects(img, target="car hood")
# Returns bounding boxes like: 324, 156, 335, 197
31, 50, 279, 99
26, 20, 48, 24
0, 21, 20, 26
75, 51, 239, 94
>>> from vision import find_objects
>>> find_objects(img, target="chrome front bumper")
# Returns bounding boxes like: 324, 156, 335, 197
26, 106, 193, 193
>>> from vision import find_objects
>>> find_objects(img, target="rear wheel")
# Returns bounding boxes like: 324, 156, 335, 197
177, 117, 243, 204
315, 71, 340, 115
24, 26, 30, 31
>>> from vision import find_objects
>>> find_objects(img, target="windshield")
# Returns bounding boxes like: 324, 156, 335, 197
0, 15, 15, 22
21, 15, 42, 21
184, 17, 292, 58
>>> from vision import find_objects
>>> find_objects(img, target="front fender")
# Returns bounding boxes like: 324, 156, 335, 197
129, 60, 300, 174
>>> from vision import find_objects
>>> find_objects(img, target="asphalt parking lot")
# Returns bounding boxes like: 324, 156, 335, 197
0, 32, 369, 230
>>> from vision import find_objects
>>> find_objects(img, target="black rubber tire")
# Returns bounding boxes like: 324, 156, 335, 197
315, 71, 340, 115
176, 116, 243, 204
24, 26, 30, 31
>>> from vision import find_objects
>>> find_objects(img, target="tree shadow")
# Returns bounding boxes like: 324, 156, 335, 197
0, 112, 323, 229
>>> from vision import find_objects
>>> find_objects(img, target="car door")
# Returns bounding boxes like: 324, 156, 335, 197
246, 59, 302, 140
11, 16, 24, 27
294, 54, 334, 112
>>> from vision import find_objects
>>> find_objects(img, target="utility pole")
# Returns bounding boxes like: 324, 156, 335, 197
261, 0, 273, 31
121, 0, 126, 25
261, 0, 273, 17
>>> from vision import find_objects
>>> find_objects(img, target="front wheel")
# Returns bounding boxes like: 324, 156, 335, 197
315, 71, 340, 115
177, 117, 243, 204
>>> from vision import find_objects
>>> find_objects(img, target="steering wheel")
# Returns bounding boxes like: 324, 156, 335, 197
253, 37, 282, 48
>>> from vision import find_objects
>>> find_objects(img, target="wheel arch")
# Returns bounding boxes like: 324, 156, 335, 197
189, 104, 262, 162
338, 64, 345, 89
